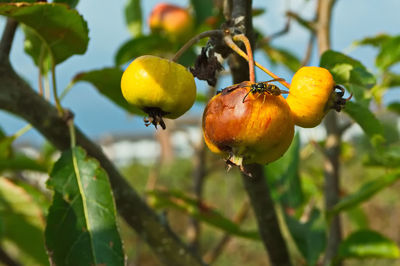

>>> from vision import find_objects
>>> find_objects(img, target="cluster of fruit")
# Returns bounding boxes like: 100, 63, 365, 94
120, 3, 349, 170
203, 67, 347, 170
121, 55, 348, 168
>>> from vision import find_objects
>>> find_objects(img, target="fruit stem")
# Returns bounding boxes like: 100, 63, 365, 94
50, 53, 64, 116
68, 118, 76, 149
172, 30, 224, 62
224, 35, 291, 89
38, 44, 46, 97
60, 80, 75, 101
232, 34, 255, 83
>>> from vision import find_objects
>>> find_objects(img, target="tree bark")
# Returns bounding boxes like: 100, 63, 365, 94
0, 18, 18, 63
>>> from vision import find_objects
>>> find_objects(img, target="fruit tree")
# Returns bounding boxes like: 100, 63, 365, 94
1, 0, 400, 266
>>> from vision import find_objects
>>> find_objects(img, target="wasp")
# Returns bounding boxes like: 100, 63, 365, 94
216, 78, 289, 103
242, 78, 289, 103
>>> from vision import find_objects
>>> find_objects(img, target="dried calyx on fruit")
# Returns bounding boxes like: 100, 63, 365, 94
286, 66, 351, 128
203, 81, 295, 175
121, 55, 196, 129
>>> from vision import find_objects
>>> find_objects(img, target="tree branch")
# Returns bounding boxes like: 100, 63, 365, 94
0, 18, 18, 63
258, 16, 291, 46
316, 0, 336, 53
0, 62, 205, 266
228, 0, 253, 84
226, 1, 292, 265
301, 34, 315, 66
316, 0, 342, 265
322, 112, 342, 266
241, 165, 291, 266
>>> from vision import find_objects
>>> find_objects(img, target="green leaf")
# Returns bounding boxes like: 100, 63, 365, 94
12, 179, 51, 217
320, 50, 376, 102
354, 34, 391, 48
284, 209, 326, 266
0, 126, 5, 139
376, 35, 400, 70
338, 229, 400, 259
190, 0, 214, 26
287, 11, 314, 31
265, 134, 304, 208
0, 2, 89, 65
0, 130, 50, 174
195, 93, 208, 103
73, 67, 144, 115
345, 207, 369, 230
364, 144, 400, 168
53, 0, 79, 8
344, 101, 384, 144
125, 0, 142, 37
329, 170, 400, 217
252, 8, 266, 17
0, 136, 14, 159
320, 51, 365, 72
388, 102, 400, 114
45, 147, 124, 266
262, 44, 301, 73
22, 25, 51, 74
148, 189, 260, 241
383, 71, 400, 88
115, 34, 174, 66
0, 154, 49, 172
0, 178, 48, 265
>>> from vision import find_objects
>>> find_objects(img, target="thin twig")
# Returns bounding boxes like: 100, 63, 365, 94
339, 121, 353, 135
59, 81, 75, 101
44, 71, 51, 100
145, 162, 161, 191
12, 124, 32, 139
0, 18, 18, 63
38, 69, 44, 96
286, 11, 316, 32
172, 30, 224, 62
146, 121, 175, 190
301, 34, 315, 66
310, 140, 327, 159
259, 16, 291, 46
224, 35, 291, 88
232, 34, 255, 82
37, 45, 47, 96
50, 54, 64, 115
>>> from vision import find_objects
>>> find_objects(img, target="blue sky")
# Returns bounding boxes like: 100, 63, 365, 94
0, 0, 399, 144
